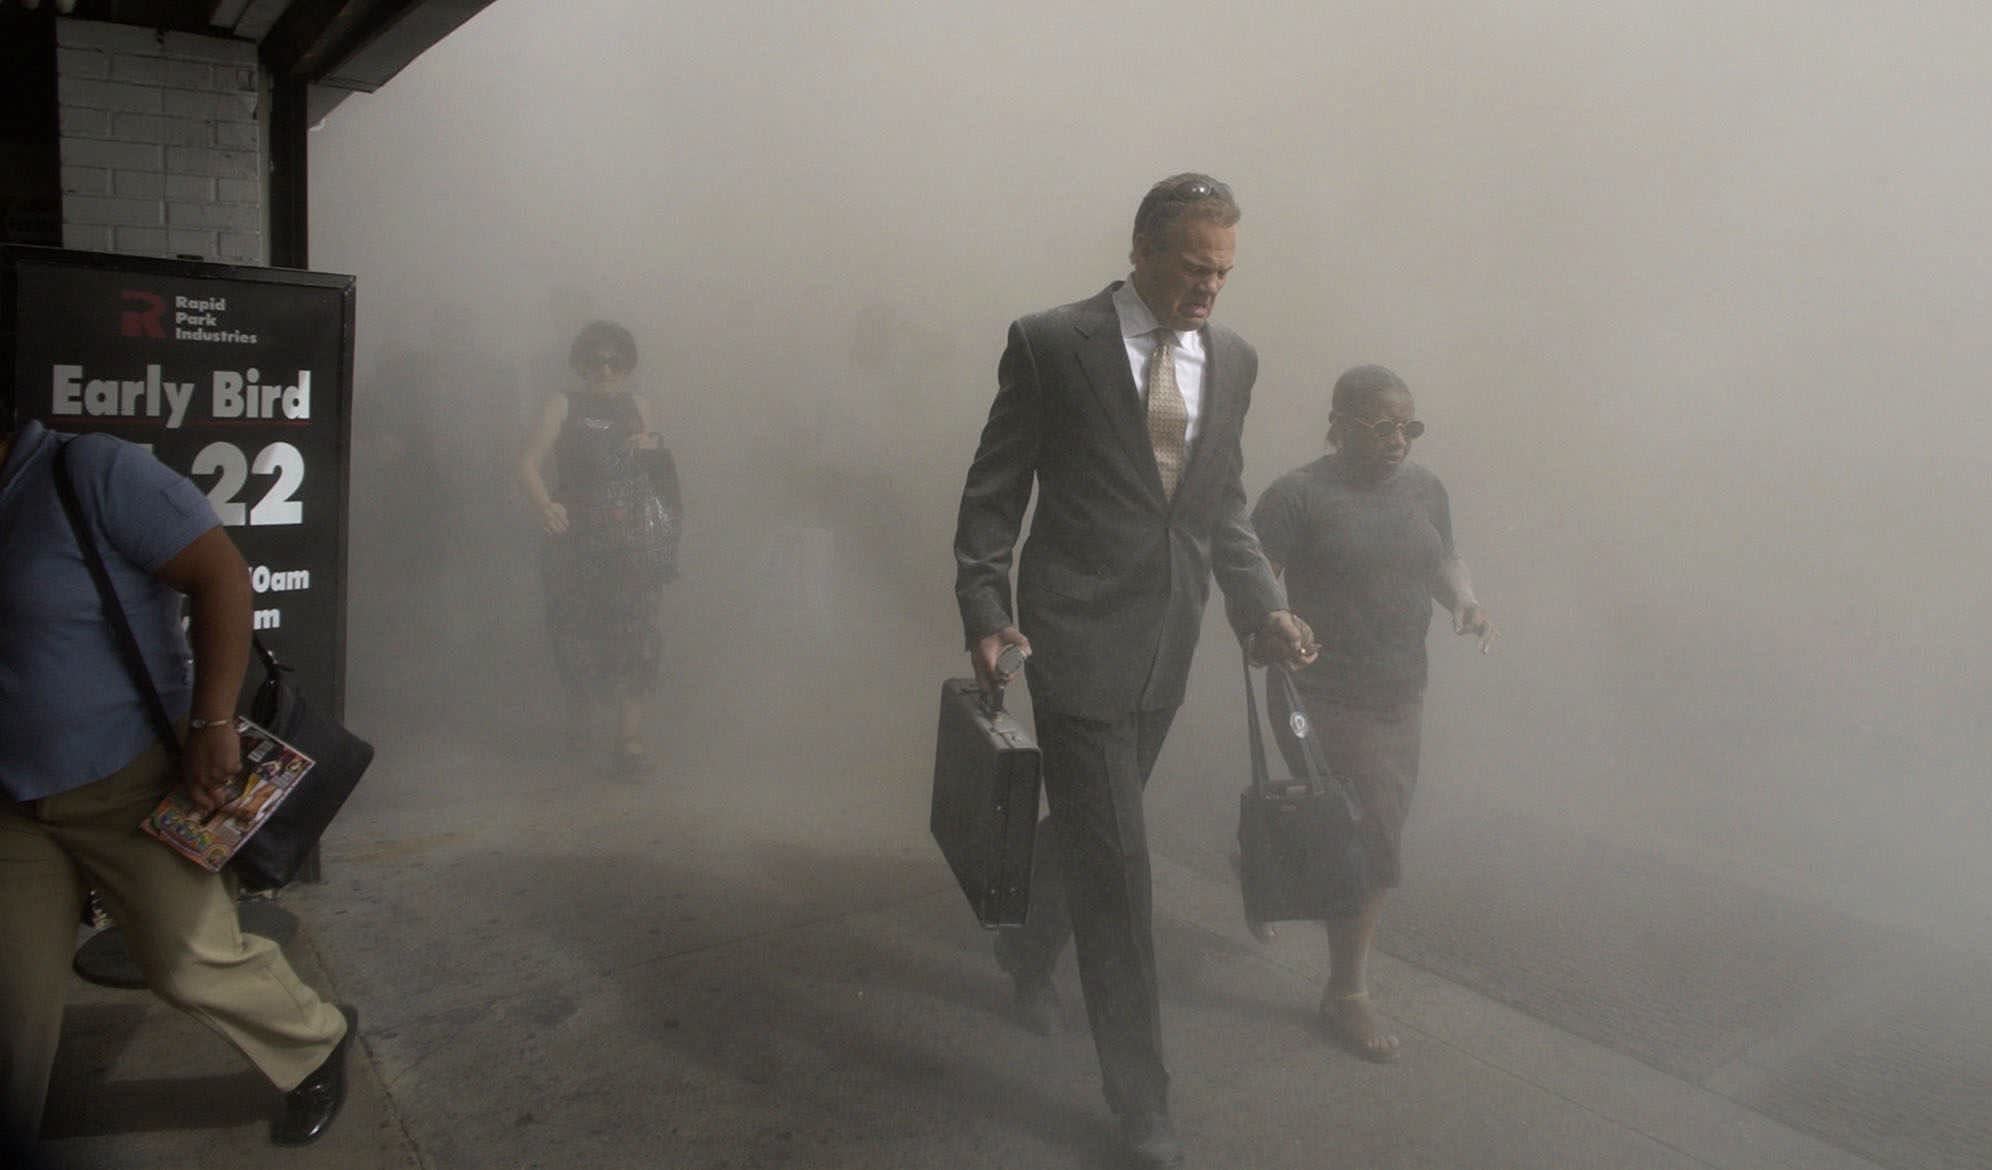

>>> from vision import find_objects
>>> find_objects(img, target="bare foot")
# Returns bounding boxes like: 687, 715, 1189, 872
1320, 989, 1400, 1063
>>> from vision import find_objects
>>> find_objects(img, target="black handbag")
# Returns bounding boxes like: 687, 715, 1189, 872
233, 638, 374, 888
1236, 650, 1370, 924
52, 440, 374, 890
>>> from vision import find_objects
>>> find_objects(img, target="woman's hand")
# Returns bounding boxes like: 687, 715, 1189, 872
1250, 610, 1319, 668
542, 501, 570, 534
627, 431, 662, 452
1454, 604, 1496, 653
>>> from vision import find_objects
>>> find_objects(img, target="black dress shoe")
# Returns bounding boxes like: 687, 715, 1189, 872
1011, 973, 1061, 1036
1119, 1110, 1185, 1169
272, 1004, 357, 1146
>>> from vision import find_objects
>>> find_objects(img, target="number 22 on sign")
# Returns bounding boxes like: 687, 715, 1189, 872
190, 441, 304, 526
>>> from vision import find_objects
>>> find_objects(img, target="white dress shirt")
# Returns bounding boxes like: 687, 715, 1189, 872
1112, 278, 1207, 446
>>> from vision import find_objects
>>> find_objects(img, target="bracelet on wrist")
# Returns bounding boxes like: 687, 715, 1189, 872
187, 717, 233, 732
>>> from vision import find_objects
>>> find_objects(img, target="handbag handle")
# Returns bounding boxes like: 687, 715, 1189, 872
1239, 648, 1363, 821
1241, 646, 1274, 796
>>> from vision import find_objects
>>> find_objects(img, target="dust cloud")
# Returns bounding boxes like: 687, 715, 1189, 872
309, 0, 1992, 957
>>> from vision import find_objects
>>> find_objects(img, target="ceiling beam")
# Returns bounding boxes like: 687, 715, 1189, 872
207, 0, 253, 31
229, 0, 291, 39
262, 0, 494, 90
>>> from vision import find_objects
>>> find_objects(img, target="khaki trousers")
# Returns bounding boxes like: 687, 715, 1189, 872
1, 739, 346, 1139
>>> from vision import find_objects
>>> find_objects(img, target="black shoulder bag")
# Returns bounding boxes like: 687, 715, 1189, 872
1236, 649, 1370, 924
53, 440, 374, 889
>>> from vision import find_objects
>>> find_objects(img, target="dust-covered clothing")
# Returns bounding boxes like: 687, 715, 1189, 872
540, 390, 672, 699
1268, 686, 1423, 888
1250, 453, 1454, 709
1252, 451, 1461, 891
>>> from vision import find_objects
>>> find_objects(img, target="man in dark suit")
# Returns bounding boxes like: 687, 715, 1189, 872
953, 173, 1315, 1169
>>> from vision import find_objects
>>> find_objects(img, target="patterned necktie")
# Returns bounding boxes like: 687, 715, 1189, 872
1145, 329, 1188, 498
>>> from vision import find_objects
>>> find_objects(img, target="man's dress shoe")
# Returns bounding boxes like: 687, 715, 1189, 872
1120, 1111, 1186, 1169
1012, 974, 1061, 1036
271, 1004, 357, 1146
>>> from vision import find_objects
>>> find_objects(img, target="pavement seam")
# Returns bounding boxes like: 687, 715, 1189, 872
1152, 857, 1891, 1170
290, 837, 1896, 1170
290, 905, 438, 1169
1362, 950, 1900, 1170
1155, 904, 1736, 1170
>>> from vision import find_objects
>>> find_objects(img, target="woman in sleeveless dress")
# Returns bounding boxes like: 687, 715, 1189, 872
518, 321, 679, 774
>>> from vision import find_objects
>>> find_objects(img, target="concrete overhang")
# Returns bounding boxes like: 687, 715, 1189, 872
57, 0, 500, 118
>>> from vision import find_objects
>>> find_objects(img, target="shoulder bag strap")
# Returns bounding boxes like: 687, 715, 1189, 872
52, 440, 184, 760
1241, 647, 1273, 797
1260, 657, 1367, 823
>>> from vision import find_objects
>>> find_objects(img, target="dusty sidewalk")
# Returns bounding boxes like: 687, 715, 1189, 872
28, 716, 1908, 1170
35, 917, 418, 1170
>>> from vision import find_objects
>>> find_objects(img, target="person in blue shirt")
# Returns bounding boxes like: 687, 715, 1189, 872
0, 414, 354, 1148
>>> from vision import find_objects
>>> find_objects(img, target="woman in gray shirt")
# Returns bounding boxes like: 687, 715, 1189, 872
1251, 364, 1494, 1062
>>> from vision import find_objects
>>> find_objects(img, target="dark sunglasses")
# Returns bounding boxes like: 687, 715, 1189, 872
1340, 415, 1425, 440
1143, 178, 1230, 216
1160, 178, 1230, 206
584, 352, 628, 369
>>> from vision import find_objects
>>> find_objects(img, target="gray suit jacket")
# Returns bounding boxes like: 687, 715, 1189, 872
953, 283, 1286, 720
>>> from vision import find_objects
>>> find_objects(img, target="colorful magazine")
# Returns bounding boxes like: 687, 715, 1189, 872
142, 716, 316, 872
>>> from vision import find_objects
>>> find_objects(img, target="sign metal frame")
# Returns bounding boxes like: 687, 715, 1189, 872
3, 244, 359, 718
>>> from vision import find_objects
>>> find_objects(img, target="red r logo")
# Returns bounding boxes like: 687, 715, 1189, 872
120, 290, 166, 338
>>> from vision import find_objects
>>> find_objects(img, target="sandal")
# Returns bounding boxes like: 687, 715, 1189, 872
1320, 989, 1400, 1064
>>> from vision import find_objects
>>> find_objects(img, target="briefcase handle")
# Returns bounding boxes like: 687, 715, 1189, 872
979, 642, 1028, 717
1241, 649, 1362, 821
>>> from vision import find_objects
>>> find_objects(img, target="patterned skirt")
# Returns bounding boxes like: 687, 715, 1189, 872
540, 493, 665, 701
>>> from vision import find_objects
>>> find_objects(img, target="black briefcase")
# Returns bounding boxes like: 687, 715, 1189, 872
1237, 653, 1370, 924
931, 676, 1041, 928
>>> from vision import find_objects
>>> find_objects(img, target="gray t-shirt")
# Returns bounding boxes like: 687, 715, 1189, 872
1, 422, 218, 800
1252, 453, 1454, 706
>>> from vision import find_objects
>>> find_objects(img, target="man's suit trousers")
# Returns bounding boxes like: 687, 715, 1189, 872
0, 739, 347, 1139
997, 706, 1177, 1117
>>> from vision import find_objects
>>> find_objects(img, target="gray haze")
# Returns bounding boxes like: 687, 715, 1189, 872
310, 0, 1992, 969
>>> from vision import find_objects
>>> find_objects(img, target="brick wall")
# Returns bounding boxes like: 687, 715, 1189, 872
55, 19, 266, 265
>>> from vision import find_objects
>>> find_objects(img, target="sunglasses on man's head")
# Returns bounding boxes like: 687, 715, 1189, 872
1339, 415, 1425, 440
1156, 179, 1228, 205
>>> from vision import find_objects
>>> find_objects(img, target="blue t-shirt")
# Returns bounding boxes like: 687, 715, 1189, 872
1, 421, 220, 800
